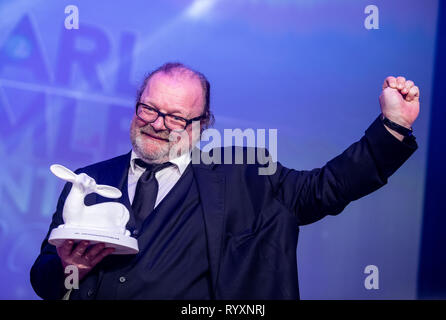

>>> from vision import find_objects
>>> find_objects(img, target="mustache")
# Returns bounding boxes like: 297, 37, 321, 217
139, 125, 170, 141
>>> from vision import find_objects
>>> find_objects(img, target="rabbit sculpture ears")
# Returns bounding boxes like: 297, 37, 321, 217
50, 164, 122, 199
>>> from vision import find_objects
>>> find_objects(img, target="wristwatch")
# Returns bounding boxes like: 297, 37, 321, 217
381, 114, 414, 137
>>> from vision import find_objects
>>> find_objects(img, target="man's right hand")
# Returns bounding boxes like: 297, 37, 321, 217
56, 240, 115, 281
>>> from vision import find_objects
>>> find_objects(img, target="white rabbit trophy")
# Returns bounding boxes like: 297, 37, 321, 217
48, 164, 139, 254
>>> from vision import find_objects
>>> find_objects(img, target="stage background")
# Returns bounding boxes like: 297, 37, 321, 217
0, 0, 440, 299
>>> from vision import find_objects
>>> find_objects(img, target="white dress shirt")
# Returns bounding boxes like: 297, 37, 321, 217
127, 150, 191, 208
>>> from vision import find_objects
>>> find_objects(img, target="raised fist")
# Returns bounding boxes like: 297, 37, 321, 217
379, 76, 420, 129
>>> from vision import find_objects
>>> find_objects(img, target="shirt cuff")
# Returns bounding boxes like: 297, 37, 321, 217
364, 115, 418, 179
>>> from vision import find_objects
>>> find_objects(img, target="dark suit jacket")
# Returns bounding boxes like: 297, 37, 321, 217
30, 116, 417, 299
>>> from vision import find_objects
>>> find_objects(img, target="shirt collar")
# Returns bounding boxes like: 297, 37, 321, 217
130, 150, 191, 175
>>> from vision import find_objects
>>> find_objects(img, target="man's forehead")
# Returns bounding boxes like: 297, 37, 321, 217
144, 71, 202, 95
141, 71, 204, 112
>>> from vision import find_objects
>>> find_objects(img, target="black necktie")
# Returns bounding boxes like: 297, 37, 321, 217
132, 159, 172, 227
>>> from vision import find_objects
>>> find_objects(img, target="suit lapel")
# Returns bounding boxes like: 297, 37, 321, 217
112, 154, 132, 211
89, 152, 132, 210
192, 162, 226, 296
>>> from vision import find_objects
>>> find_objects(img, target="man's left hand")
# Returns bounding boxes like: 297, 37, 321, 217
379, 76, 420, 129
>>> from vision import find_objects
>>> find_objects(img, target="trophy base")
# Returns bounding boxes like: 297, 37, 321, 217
48, 226, 139, 255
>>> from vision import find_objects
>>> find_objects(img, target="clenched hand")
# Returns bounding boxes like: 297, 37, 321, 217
379, 76, 420, 140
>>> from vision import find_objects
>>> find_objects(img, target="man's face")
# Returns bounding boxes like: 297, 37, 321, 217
130, 72, 204, 163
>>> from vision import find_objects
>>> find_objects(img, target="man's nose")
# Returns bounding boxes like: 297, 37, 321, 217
150, 116, 167, 131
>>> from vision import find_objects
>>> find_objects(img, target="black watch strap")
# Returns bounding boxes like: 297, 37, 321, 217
381, 115, 413, 137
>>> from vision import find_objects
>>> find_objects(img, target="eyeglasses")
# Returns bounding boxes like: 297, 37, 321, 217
135, 102, 204, 132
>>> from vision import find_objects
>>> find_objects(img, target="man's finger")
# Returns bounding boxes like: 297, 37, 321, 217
402, 80, 414, 95
91, 247, 115, 266
396, 76, 406, 90
57, 239, 74, 258
407, 86, 420, 101
71, 240, 90, 257
84, 243, 106, 261
383, 76, 397, 89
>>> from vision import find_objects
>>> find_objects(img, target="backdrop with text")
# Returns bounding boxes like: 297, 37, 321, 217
0, 0, 439, 299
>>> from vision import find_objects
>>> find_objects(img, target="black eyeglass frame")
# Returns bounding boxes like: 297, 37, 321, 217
135, 102, 205, 131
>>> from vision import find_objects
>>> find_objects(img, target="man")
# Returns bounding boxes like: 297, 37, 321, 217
30, 62, 419, 299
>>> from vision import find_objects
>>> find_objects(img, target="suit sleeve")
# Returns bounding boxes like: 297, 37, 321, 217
30, 180, 73, 300
269, 115, 418, 226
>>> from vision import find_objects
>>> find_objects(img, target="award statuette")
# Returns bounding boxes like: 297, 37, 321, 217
48, 164, 139, 255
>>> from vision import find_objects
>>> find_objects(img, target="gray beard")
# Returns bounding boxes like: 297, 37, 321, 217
131, 134, 171, 164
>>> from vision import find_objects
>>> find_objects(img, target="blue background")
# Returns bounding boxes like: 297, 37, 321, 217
0, 0, 441, 299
